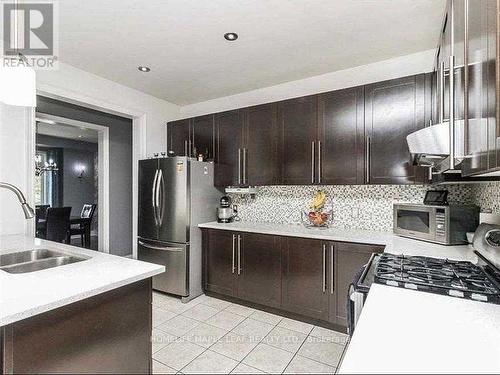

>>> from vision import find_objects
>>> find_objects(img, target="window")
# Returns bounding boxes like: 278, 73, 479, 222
34, 151, 53, 206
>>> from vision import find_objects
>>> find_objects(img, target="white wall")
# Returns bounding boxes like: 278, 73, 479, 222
180, 49, 436, 118
36, 62, 181, 156
0, 103, 32, 236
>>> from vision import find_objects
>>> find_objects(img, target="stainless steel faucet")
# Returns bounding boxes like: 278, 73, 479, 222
0, 182, 35, 219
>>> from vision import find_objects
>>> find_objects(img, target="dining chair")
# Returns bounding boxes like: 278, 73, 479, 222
70, 204, 97, 248
35, 205, 50, 237
45, 207, 72, 244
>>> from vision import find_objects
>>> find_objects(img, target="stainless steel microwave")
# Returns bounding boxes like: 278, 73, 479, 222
393, 204, 480, 245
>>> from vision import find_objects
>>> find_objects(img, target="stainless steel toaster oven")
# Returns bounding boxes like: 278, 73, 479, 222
393, 204, 480, 245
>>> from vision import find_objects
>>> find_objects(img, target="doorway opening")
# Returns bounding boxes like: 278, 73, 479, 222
34, 113, 109, 251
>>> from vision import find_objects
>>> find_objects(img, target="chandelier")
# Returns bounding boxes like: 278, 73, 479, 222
35, 155, 58, 176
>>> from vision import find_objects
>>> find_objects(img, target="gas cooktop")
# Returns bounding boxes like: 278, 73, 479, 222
374, 253, 500, 303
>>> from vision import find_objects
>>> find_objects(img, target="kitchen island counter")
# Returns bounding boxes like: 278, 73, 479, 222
0, 234, 164, 326
338, 283, 500, 373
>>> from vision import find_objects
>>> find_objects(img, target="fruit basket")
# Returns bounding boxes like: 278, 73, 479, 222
301, 209, 333, 228
300, 190, 333, 228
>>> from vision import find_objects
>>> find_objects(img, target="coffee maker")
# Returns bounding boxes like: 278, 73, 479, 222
217, 196, 235, 223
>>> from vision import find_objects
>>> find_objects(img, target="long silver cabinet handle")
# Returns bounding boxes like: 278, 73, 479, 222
184, 140, 188, 156
152, 169, 159, 226
365, 136, 371, 183
238, 148, 241, 185
232, 234, 236, 274
439, 61, 445, 124
237, 235, 242, 275
322, 244, 326, 293
243, 148, 248, 185
138, 241, 183, 252
318, 141, 322, 184
449, 55, 456, 169
311, 141, 316, 184
330, 244, 334, 294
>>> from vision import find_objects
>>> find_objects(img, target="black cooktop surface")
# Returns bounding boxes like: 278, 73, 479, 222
374, 253, 500, 303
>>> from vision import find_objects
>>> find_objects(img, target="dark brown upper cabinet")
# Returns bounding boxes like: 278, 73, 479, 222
169, 74, 432, 186
318, 87, 365, 185
167, 118, 191, 156
192, 115, 215, 161
278, 95, 318, 185
214, 110, 244, 187
364, 74, 426, 184
243, 103, 279, 186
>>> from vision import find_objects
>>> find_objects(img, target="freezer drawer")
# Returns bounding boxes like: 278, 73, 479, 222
138, 238, 189, 296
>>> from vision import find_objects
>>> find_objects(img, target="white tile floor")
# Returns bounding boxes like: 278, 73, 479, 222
152, 292, 348, 374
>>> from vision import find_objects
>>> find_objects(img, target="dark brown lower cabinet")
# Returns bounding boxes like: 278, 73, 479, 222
237, 233, 281, 308
202, 229, 385, 332
329, 242, 384, 326
203, 230, 281, 306
1, 279, 152, 374
204, 229, 237, 296
281, 237, 330, 321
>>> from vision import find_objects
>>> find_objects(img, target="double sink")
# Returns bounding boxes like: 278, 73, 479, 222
0, 249, 89, 274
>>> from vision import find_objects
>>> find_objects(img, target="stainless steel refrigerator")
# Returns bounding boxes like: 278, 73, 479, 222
138, 157, 220, 301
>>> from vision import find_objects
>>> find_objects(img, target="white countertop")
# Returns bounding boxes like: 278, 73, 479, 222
198, 221, 476, 261
338, 284, 500, 374
0, 235, 164, 326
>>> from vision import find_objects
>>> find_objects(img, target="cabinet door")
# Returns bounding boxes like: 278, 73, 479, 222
463, 0, 498, 176
236, 233, 281, 308
278, 96, 318, 185
365, 75, 426, 184
215, 110, 244, 187
329, 242, 384, 327
167, 119, 191, 156
281, 237, 329, 320
192, 115, 215, 161
318, 87, 364, 185
203, 230, 236, 296
243, 104, 279, 185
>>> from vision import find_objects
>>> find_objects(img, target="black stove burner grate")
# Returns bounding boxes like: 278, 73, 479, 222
374, 253, 500, 303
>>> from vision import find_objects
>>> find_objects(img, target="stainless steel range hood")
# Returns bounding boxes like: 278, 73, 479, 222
406, 121, 464, 173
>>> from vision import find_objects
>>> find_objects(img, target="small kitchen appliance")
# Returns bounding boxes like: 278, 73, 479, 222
217, 196, 235, 223
393, 203, 479, 245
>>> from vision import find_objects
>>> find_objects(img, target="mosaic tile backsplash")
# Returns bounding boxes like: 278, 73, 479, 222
229, 184, 485, 232
472, 182, 500, 213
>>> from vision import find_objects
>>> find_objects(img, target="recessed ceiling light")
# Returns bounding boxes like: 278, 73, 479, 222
224, 32, 238, 41
138, 66, 151, 72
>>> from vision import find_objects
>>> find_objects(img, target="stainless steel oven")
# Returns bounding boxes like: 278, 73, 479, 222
393, 203, 480, 245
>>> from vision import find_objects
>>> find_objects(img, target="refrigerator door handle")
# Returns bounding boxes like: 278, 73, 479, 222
152, 169, 160, 226
138, 240, 183, 252
157, 169, 164, 226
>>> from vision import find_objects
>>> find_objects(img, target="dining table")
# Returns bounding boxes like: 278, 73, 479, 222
36, 216, 92, 247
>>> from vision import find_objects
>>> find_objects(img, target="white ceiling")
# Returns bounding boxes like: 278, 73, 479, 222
58, 0, 446, 105
37, 121, 99, 143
